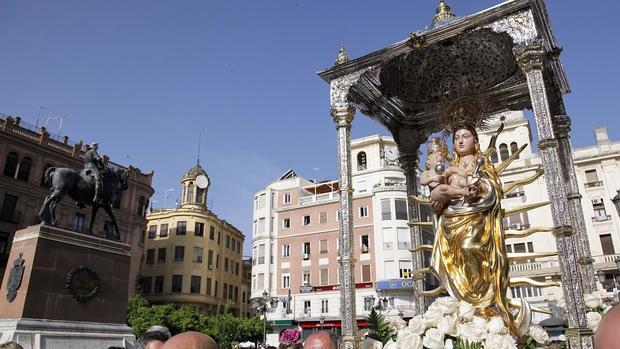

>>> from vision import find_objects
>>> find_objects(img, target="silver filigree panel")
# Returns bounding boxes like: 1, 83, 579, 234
484, 9, 539, 46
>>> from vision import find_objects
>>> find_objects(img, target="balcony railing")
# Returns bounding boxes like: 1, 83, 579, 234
299, 192, 340, 205
585, 181, 604, 188
592, 215, 612, 223
509, 253, 620, 275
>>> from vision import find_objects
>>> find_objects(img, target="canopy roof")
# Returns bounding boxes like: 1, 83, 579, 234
318, 0, 568, 136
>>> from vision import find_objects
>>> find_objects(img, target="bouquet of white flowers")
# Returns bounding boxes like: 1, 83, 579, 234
390, 297, 549, 349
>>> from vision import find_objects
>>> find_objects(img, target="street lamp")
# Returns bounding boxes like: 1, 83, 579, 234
262, 290, 269, 345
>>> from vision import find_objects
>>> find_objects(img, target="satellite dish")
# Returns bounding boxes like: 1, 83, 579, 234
196, 175, 209, 189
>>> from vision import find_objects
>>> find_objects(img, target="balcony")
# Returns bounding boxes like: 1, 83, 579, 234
299, 192, 340, 206
592, 215, 612, 223
373, 182, 407, 193
508, 253, 620, 278
584, 181, 604, 188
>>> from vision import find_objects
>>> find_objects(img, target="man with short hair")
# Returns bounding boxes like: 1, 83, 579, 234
303, 331, 338, 349
136, 329, 171, 349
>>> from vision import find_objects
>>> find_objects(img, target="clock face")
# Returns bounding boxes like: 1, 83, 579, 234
385, 147, 398, 161
196, 175, 209, 189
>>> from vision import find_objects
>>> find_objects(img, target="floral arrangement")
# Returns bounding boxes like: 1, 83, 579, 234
386, 296, 549, 349
556, 290, 609, 332
280, 328, 302, 345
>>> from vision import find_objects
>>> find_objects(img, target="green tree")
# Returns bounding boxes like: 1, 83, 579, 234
366, 309, 394, 345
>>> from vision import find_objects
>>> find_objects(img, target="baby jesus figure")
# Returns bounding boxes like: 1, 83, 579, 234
420, 137, 475, 203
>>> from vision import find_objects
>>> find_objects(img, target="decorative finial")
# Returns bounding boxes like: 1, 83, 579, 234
335, 44, 349, 65
432, 0, 455, 26
197, 133, 201, 166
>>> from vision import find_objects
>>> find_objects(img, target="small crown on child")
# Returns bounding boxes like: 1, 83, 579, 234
427, 137, 448, 156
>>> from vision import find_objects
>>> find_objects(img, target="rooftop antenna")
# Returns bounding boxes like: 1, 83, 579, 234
35, 106, 47, 128
197, 133, 202, 165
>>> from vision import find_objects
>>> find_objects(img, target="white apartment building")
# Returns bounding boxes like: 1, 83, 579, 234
478, 111, 620, 321
251, 135, 433, 338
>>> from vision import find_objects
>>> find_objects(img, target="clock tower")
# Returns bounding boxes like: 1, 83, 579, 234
180, 162, 211, 208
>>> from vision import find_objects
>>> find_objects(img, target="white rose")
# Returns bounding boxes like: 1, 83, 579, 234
458, 301, 475, 321
388, 317, 407, 331
444, 339, 453, 349
457, 322, 486, 343
384, 339, 397, 349
435, 297, 459, 315
528, 324, 549, 345
396, 331, 422, 349
421, 328, 444, 349
436, 314, 457, 336
584, 292, 603, 309
408, 315, 427, 335
472, 316, 489, 332
423, 307, 444, 327
558, 334, 566, 342
487, 316, 507, 335
587, 311, 602, 332
484, 334, 517, 349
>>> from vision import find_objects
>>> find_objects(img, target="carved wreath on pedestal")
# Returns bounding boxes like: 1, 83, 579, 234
66, 266, 99, 303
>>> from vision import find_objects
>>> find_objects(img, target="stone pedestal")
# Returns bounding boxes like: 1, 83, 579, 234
0, 224, 135, 348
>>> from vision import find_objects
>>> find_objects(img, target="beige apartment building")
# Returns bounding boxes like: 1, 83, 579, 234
0, 116, 154, 296
141, 163, 248, 315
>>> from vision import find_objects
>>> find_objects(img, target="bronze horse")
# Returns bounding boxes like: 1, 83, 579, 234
38, 166, 129, 240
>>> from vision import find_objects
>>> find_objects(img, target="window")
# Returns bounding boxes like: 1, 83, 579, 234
600, 234, 615, 255
40, 163, 53, 187
303, 242, 311, 259
72, 213, 85, 232
0, 194, 18, 222
214, 281, 219, 297
383, 228, 394, 250
336, 210, 342, 221
235, 262, 239, 275
3, 152, 18, 177
499, 144, 509, 161
103, 221, 114, 239
234, 286, 238, 301
397, 228, 410, 250
359, 206, 368, 218
252, 247, 257, 266
585, 169, 599, 184
303, 270, 311, 285
146, 249, 155, 264
283, 218, 291, 229
216, 254, 220, 268
321, 300, 329, 314
154, 276, 164, 293
159, 224, 169, 238
320, 239, 328, 254
208, 250, 214, 266
503, 212, 530, 230
226, 235, 230, 248
236, 241, 241, 254
209, 226, 215, 240
195, 188, 204, 203
174, 246, 185, 262
593, 200, 609, 221
357, 151, 367, 171
304, 301, 311, 316
137, 196, 146, 216
381, 199, 391, 220
283, 274, 290, 288
320, 212, 328, 224
283, 193, 291, 204
112, 191, 122, 209
361, 235, 369, 253
193, 247, 203, 263
172, 275, 183, 293
361, 265, 371, 282
194, 222, 204, 237
186, 184, 194, 203
176, 221, 187, 235
257, 273, 265, 290
207, 278, 212, 296
224, 257, 229, 272
258, 193, 266, 209
283, 244, 290, 257
510, 142, 519, 158
191, 276, 201, 294
395, 199, 408, 220
231, 238, 236, 251
258, 244, 265, 264
218, 231, 221, 245
158, 248, 166, 263
320, 268, 328, 285
303, 215, 311, 226
364, 297, 374, 311
258, 218, 265, 233
16, 157, 32, 182
141, 276, 152, 294
399, 260, 412, 278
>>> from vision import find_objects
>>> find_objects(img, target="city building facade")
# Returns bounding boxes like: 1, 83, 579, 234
0, 116, 154, 296
251, 136, 434, 337
140, 163, 248, 315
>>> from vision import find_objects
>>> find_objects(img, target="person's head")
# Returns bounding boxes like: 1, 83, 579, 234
136, 330, 171, 349
0, 342, 24, 349
452, 125, 479, 158
303, 331, 338, 349
595, 304, 620, 348
425, 137, 448, 169
161, 331, 217, 349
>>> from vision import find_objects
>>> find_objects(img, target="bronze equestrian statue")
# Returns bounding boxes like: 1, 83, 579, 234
37, 143, 129, 240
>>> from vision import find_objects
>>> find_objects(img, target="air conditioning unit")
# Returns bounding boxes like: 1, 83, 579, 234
591, 198, 604, 205
510, 223, 522, 230
208, 264, 214, 270
303, 253, 310, 260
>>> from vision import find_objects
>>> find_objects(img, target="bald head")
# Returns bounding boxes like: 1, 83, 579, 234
161, 332, 217, 349
595, 304, 620, 349
303, 331, 337, 349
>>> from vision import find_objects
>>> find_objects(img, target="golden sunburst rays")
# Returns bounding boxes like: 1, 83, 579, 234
503, 168, 544, 196
495, 144, 528, 175
505, 226, 553, 239
502, 201, 549, 217
483, 123, 505, 158
410, 245, 433, 253
507, 252, 557, 261
421, 285, 447, 297
409, 194, 432, 206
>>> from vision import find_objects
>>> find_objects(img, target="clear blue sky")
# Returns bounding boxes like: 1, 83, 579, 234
1, 1, 619, 255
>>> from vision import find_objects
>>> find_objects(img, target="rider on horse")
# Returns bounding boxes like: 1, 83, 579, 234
84, 142, 104, 205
